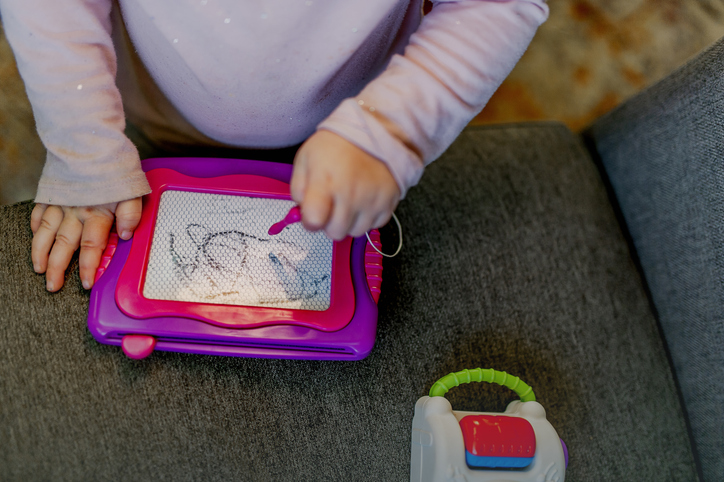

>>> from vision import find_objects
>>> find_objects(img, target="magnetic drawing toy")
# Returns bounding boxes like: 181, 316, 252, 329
88, 157, 383, 360
411, 368, 568, 482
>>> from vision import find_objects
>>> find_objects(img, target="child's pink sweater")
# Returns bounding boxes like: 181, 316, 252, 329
0, 0, 548, 205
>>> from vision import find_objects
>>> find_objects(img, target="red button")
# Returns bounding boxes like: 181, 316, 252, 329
459, 415, 536, 458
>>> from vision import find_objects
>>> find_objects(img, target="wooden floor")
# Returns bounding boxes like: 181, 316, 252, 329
2, 0, 724, 204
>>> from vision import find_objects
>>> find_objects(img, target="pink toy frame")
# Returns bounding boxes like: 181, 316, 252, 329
115, 168, 355, 332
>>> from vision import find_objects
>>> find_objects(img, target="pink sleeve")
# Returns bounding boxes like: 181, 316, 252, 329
317, 0, 549, 197
0, 0, 150, 206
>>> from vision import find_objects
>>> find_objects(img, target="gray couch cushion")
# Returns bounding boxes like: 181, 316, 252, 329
0, 124, 696, 481
589, 37, 724, 481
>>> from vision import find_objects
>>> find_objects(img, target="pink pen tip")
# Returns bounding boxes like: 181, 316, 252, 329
268, 222, 285, 235
268, 205, 302, 235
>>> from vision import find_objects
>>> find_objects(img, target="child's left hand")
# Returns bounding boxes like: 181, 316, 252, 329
291, 130, 400, 240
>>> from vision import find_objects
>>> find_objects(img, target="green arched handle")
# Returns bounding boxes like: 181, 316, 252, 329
429, 368, 536, 402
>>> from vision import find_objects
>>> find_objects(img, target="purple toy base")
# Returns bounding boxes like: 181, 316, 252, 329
87, 157, 379, 361
89, 236, 378, 360
122, 335, 157, 359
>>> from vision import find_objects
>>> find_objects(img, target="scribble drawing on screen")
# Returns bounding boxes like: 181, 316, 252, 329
168, 224, 329, 307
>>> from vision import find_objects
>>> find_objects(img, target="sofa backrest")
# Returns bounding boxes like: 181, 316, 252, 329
588, 37, 724, 481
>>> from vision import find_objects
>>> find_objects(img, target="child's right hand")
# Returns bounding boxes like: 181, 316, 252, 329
31, 198, 143, 292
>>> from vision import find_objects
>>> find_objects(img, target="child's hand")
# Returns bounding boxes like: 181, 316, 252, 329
31, 198, 142, 292
291, 130, 400, 240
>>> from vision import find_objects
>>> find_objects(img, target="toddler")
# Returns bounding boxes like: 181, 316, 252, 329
0, 0, 548, 292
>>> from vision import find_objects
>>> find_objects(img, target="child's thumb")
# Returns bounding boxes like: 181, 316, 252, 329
115, 198, 143, 240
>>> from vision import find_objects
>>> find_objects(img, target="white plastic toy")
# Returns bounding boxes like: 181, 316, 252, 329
410, 368, 568, 482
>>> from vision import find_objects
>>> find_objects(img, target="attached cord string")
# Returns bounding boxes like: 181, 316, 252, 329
366, 212, 402, 258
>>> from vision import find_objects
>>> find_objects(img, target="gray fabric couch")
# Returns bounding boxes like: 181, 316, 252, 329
2, 37, 724, 482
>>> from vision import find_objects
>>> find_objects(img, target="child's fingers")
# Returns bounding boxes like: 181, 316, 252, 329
45, 214, 83, 292
325, 201, 355, 240
115, 198, 143, 240
31, 205, 64, 274
372, 210, 393, 231
78, 214, 114, 290
290, 154, 309, 204
30, 203, 48, 234
300, 186, 333, 232
349, 210, 378, 238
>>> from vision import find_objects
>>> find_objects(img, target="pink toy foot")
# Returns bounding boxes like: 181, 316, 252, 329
121, 335, 157, 359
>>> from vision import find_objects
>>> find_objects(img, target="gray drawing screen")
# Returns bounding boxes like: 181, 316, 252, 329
143, 190, 332, 310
